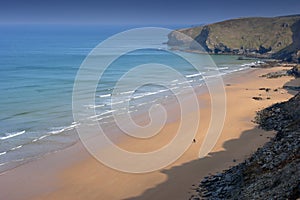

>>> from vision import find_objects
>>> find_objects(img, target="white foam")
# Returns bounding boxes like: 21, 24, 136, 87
10, 145, 22, 151
88, 114, 102, 119
158, 89, 168, 93
64, 125, 77, 131
130, 91, 162, 100
119, 90, 134, 95
92, 115, 114, 122
0, 130, 25, 140
145, 91, 160, 96
99, 94, 111, 98
86, 104, 105, 109
0, 152, 7, 156
32, 138, 39, 142
218, 67, 229, 70
38, 135, 49, 140
100, 110, 115, 116
177, 82, 188, 85
131, 95, 145, 99
110, 100, 125, 105
49, 128, 65, 135
137, 102, 148, 106
240, 61, 263, 67
0, 162, 8, 167
186, 73, 202, 78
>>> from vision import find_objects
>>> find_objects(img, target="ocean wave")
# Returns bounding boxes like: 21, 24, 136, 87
49, 123, 79, 135
91, 114, 113, 122
85, 104, 105, 109
32, 138, 39, 143
110, 100, 126, 105
0, 152, 7, 156
10, 145, 23, 151
49, 128, 65, 135
38, 135, 49, 140
240, 61, 264, 67
119, 90, 135, 95
130, 90, 168, 100
99, 94, 111, 98
0, 130, 26, 140
218, 67, 229, 70
158, 89, 169, 93
186, 73, 202, 78
0, 162, 8, 167
99, 110, 115, 116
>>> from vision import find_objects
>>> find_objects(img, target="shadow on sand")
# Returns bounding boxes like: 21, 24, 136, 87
126, 126, 272, 200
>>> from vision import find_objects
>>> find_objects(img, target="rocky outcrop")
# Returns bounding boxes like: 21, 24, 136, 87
272, 19, 300, 62
190, 92, 300, 200
288, 65, 300, 77
168, 15, 300, 62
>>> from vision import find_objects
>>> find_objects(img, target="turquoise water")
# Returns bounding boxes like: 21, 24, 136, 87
0, 25, 259, 172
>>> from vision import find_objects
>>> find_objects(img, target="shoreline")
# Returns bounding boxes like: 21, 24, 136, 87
0, 66, 295, 200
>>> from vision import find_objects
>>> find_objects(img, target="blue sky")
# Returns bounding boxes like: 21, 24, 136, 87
1, 0, 300, 25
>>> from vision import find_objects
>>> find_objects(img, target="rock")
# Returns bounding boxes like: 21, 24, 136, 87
283, 85, 300, 91
253, 97, 263, 100
225, 174, 233, 182
287, 65, 300, 77
202, 191, 212, 197
261, 70, 289, 78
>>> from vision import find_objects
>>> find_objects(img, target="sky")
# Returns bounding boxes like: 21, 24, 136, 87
0, 0, 300, 25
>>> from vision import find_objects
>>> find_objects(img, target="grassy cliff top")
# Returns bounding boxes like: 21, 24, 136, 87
168, 15, 300, 59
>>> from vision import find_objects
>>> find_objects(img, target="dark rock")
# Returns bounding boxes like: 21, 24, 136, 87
287, 65, 300, 77
261, 70, 289, 78
283, 85, 300, 91
253, 97, 263, 100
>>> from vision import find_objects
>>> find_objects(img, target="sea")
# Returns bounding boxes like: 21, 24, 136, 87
0, 24, 262, 173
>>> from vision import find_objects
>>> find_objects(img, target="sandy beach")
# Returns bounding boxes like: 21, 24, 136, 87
0, 66, 295, 200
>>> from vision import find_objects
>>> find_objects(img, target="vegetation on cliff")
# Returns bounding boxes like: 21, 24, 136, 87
168, 15, 300, 62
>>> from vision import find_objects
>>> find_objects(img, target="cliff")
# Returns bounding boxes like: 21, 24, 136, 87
168, 15, 300, 62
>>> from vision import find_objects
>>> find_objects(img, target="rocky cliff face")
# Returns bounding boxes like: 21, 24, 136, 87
168, 15, 300, 62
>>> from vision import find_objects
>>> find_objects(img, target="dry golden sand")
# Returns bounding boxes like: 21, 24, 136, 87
0, 66, 295, 200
